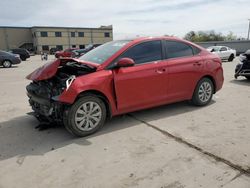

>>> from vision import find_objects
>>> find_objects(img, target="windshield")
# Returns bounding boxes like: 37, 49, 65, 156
79, 40, 130, 64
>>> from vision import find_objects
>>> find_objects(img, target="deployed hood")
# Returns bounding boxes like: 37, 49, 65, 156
26, 58, 98, 81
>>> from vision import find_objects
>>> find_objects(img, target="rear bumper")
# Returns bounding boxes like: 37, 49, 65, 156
215, 68, 224, 92
12, 58, 21, 64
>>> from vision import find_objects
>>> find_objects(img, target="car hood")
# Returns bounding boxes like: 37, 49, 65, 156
26, 58, 99, 81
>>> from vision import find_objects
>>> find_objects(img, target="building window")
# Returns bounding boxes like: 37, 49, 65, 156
72, 45, 76, 48
104, 32, 110, 37
56, 45, 63, 50
33, 32, 36, 38
71, 32, 75, 37
78, 32, 84, 37
42, 45, 49, 51
55, 32, 62, 37
79, 45, 85, 49
41, 32, 48, 37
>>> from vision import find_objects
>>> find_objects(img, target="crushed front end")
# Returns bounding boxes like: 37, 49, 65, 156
26, 59, 96, 124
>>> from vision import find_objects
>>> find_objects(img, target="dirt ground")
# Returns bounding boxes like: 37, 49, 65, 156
0, 55, 249, 188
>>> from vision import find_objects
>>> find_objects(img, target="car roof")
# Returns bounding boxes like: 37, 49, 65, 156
0, 50, 13, 55
120, 36, 204, 50
208, 46, 228, 48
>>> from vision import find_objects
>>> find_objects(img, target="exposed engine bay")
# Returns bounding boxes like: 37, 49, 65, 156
26, 60, 96, 124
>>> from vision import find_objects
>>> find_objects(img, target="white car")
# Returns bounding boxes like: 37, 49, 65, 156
207, 46, 236, 62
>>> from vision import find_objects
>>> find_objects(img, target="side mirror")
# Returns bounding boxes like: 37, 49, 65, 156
116, 58, 135, 68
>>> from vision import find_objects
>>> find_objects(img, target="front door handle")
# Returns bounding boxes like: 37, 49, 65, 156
193, 62, 202, 66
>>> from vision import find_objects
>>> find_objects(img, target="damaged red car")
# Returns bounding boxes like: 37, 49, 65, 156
26, 37, 224, 136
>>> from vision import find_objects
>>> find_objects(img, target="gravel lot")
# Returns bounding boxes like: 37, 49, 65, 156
0, 55, 250, 188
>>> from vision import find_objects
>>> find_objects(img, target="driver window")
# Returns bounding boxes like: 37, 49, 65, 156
120, 40, 162, 64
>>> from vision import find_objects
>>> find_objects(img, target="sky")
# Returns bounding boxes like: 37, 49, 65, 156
0, 0, 250, 39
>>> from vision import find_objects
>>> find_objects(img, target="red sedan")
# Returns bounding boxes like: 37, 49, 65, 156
26, 37, 224, 136
55, 48, 78, 58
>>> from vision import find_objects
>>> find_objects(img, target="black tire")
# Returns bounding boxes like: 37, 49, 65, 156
245, 76, 250, 80
64, 95, 107, 137
20, 56, 26, 61
2, 60, 12, 68
191, 77, 214, 106
228, 54, 234, 62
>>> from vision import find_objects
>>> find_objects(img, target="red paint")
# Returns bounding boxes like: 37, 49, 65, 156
26, 59, 61, 81
27, 37, 224, 116
26, 58, 99, 81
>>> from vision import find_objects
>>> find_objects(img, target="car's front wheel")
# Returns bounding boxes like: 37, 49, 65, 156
2, 60, 12, 68
64, 95, 106, 137
191, 78, 214, 106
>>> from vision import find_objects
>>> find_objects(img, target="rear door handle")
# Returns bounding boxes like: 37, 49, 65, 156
155, 68, 166, 74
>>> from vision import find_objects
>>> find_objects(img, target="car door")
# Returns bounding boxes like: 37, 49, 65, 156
219, 47, 229, 59
113, 40, 168, 113
163, 40, 204, 100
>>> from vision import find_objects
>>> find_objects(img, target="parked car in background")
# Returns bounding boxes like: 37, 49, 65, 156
72, 44, 102, 58
9, 48, 30, 61
55, 48, 78, 58
26, 37, 224, 137
0, 50, 21, 68
235, 50, 250, 80
207, 46, 236, 62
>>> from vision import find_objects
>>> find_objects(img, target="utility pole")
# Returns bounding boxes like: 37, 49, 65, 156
90, 29, 93, 44
248, 19, 250, 40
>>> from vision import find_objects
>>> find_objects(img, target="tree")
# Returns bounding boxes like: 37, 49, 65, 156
225, 31, 237, 41
184, 30, 237, 42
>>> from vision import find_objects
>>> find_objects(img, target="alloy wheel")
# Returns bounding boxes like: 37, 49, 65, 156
198, 82, 212, 103
3, 60, 11, 68
74, 101, 102, 131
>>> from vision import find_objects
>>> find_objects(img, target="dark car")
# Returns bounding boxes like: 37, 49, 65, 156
9, 48, 30, 61
0, 50, 21, 68
235, 50, 250, 80
49, 48, 59, 55
26, 37, 224, 137
72, 44, 101, 58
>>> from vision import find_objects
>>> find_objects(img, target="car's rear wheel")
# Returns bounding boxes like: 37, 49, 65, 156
228, 54, 234, 62
64, 95, 106, 137
191, 78, 214, 106
2, 60, 12, 68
